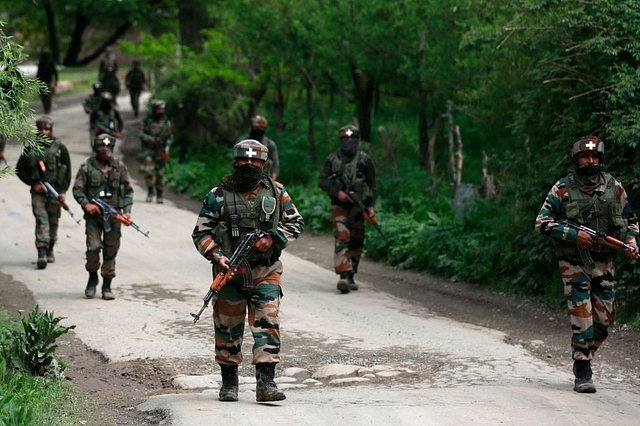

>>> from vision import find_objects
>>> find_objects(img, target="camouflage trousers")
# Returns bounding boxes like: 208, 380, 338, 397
31, 192, 61, 248
142, 153, 166, 193
558, 255, 616, 361
84, 216, 122, 278
331, 204, 365, 274
213, 262, 283, 366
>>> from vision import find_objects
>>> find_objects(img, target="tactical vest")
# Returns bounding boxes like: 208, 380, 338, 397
24, 139, 66, 188
142, 116, 171, 152
83, 158, 128, 208
94, 109, 118, 132
213, 178, 281, 264
557, 172, 627, 256
330, 151, 373, 201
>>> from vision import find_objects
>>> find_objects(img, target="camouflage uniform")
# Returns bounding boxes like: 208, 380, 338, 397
125, 61, 146, 117
242, 115, 281, 179
139, 101, 172, 203
192, 139, 304, 402
73, 152, 133, 282
535, 136, 639, 393
16, 123, 71, 268
318, 125, 377, 293
90, 93, 123, 139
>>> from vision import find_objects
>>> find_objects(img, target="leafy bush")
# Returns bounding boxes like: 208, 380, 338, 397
1, 306, 75, 378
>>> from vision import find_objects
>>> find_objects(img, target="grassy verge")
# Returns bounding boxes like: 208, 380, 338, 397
0, 309, 88, 425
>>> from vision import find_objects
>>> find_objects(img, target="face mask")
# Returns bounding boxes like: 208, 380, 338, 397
95, 146, 114, 162
575, 164, 603, 177
249, 129, 265, 142
232, 163, 263, 191
340, 138, 359, 157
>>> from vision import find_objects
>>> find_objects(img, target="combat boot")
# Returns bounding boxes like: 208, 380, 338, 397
337, 272, 351, 294
46, 241, 55, 263
156, 190, 163, 204
85, 272, 99, 299
146, 187, 154, 203
347, 271, 358, 291
218, 364, 239, 402
102, 277, 115, 300
573, 360, 596, 393
255, 363, 286, 402
36, 247, 47, 269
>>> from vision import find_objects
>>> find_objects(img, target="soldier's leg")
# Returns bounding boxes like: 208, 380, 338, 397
100, 223, 122, 278
143, 154, 155, 202
213, 285, 249, 366
331, 205, 352, 273
560, 257, 594, 361
348, 217, 366, 273
589, 258, 616, 355
45, 199, 61, 263
155, 158, 166, 203
84, 219, 103, 298
32, 193, 50, 268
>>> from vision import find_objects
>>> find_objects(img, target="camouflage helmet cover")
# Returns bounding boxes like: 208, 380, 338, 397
35, 115, 53, 130
251, 115, 268, 129
570, 136, 605, 161
233, 139, 269, 161
151, 99, 165, 110
94, 133, 116, 149
338, 124, 360, 140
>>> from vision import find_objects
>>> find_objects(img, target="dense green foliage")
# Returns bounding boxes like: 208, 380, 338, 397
150, 1, 640, 325
0, 308, 82, 425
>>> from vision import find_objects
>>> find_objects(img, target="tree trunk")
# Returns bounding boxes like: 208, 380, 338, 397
350, 64, 374, 142
418, 87, 429, 172
378, 126, 398, 178
305, 81, 318, 165
62, 10, 90, 66
178, 0, 207, 53
42, 0, 60, 63
300, 65, 331, 154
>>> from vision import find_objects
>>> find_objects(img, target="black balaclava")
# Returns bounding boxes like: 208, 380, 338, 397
223, 163, 263, 192
249, 129, 265, 142
340, 138, 359, 159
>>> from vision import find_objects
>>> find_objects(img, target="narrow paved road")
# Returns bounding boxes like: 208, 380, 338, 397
1, 96, 640, 425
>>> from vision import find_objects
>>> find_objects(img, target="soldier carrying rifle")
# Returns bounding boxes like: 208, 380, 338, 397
16, 116, 72, 269
318, 124, 378, 294
73, 134, 134, 301
535, 135, 639, 394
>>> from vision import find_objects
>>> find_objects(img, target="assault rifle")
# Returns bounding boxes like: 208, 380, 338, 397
334, 174, 387, 241
91, 197, 150, 238
37, 161, 81, 225
190, 229, 267, 324
559, 219, 639, 266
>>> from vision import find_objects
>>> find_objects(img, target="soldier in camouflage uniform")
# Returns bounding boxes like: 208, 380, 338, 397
139, 100, 172, 203
90, 91, 123, 141
16, 116, 71, 269
535, 136, 639, 393
73, 134, 134, 301
192, 139, 304, 403
239, 115, 280, 180
318, 124, 377, 294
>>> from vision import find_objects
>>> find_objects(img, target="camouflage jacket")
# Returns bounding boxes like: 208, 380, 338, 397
73, 155, 134, 214
16, 138, 71, 193
318, 149, 377, 208
535, 172, 639, 255
192, 177, 304, 264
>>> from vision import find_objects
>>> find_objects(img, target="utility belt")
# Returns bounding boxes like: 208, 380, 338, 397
248, 257, 277, 268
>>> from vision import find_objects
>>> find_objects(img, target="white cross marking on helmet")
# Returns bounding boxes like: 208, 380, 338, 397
586, 141, 597, 150
345, 129, 354, 137
246, 147, 257, 158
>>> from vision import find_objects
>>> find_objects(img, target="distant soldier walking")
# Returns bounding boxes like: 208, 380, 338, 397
16, 116, 71, 268
125, 60, 146, 117
139, 100, 172, 203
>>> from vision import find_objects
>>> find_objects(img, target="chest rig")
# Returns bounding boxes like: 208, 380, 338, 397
214, 177, 281, 264
330, 151, 373, 201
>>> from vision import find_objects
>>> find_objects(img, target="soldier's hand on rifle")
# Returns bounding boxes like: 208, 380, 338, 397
150, 137, 157, 146
55, 192, 66, 206
337, 190, 353, 204
576, 230, 595, 251
84, 202, 101, 216
218, 256, 230, 271
367, 206, 375, 218
624, 240, 639, 260
32, 182, 46, 194
252, 234, 273, 253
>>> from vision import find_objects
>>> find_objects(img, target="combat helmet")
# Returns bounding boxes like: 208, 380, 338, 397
570, 136, 605, 162
35, 115, 53, 131
233, 139, 269, 161
94, 133, 116, 150
151, 99, 165, 110
338, 124, 360, 140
